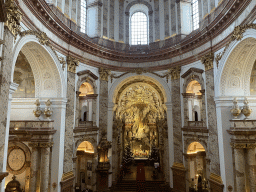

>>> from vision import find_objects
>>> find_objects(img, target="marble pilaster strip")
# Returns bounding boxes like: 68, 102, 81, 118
63, 72, 76, 173
119, 0, 124, 42
92, 98, 97, 126
182, 97, 189, 126
175, 0, 181, 34
234, 148, 245, 192
200, 90, 206, 123
103, 0, 108, 37
77, 0, 81, 27
149, 10, 153, 43
154, 0, 160, 40
40, 147, 50, 192
205, 69, 220, 175
109, 0, 114, 39
164, 0, 170, 37
57, 0, 63, 11
71, 0, 76, 22
246, 148, 256, 191
64, 0, 70, 17
171, 79, 183, 163
29, 146, 39, 192
99, 80, 108, 133
170, 0, 177, 35
202, 0, 209, 17
198, 0, 203, 20
0, 29, 13, 172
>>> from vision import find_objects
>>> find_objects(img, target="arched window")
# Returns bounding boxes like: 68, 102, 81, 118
192, 0, 199, 30
130, 12, 148, 45
80, 0, 87, 33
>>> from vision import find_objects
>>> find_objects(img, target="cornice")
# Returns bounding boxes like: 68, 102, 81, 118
17, 0, 255, 71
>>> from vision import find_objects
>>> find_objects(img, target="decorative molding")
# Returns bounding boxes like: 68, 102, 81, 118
66, 56, 79, 73
201, 52, 214, 71
169, 66, 181, 80
209, 173, 223, 184
4, 0, 22, 39
99, 67, 111, 81
77, 70, 98, 80
39, 142, 54, 148
181, 68, 204, 79
20, 30, 67, 70
0, 0, 7, 22
230, 143, 256, 149
215, 24, 256, 67
61, 171, 74, 181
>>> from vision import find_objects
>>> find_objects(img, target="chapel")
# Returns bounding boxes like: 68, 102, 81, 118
0, 0, 255, 192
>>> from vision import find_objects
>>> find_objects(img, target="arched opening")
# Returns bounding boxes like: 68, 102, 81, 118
186, 80, 202, 121
186, 142, 207, 191
12, 51, 35, 98
130, 11, 148, 45
76, 141, 95, 191
79, 82, 94, 122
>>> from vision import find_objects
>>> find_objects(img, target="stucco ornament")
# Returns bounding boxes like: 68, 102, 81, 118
4, 0, 22, 39
20, 30, 49, 45
99, 67, 111, 81
201, 52, 214, 71
66, 56, 79, 73
230, 97, 241, 119
33, 99, 42, 118
241, 97, 252, 119
44, 99, 53, 119
97, 131, 112, 171
168, 66, 181, 80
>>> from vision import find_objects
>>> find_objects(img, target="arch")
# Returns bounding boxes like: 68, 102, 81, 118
12, 35, 66, 98
216, 29, 256, 97
187, 142, 205, 154
109, 74, 171, 105
184, 139, 207, 156
77, 141, 94, 153
75, 137, 97, 155
79, 82, 94, 96
186, 80, 202, 95
125, 1, 153, 43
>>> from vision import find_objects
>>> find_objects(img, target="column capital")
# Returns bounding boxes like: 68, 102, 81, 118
39, 142, 54, 148
182, 93, 195, 98
66, 56, 79, 73
230, 143, 256, 149
99, 67, 111, 81
168, 66, 181, 80
201, 52, 214, 71
28, 142, 39, 148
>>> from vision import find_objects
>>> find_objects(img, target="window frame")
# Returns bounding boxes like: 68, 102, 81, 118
191, 0, 199, 30
129, 10, 149, 45
80, 0, 87, 33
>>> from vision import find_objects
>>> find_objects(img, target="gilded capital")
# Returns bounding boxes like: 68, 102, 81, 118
39, 142, 54, 148
20, 30, 49, 45
28, 142, 39, 148
66, 56, 79, 73
4, 0, 22, 39
201, 52, 214, 71
99, 67, 111, 81
168, 66, 181, 80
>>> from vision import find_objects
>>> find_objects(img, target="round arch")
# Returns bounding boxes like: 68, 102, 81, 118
109, 74, 171, 105
216, 28, 256, 97
12, 35, 66, 98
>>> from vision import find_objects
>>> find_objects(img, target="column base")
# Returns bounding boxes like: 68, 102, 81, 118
60, 171, 75, 192
171, 163, 186, 192
209, 173, 224, 192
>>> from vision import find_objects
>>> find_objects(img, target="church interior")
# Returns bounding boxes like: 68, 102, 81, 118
0, 0, 256, 191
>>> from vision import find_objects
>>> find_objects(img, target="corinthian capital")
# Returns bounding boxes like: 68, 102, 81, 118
66, 56, 79, 73
201, 52, 214, 71
99, 67, 111, 81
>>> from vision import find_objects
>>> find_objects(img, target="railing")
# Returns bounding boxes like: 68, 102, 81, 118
188, 121, 204, 127
10, 120, 54, 129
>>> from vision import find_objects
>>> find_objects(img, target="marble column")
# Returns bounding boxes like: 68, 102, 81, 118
102, 0, 108, 37
170, 0, 177, 35
246, 148, 256, 192
171, 74, 183, 163
119, 0, 124, 42
40, 144, 51, 192
164, 0, 170, 38
29, 143, 40, 192
205, 69, 220, 175
109, 0, 114, 39
92, 97, 97, 126
64, 56, 79, 174
234, 148, 245, 192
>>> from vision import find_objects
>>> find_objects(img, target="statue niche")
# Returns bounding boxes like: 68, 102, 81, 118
115, 84, 165, 160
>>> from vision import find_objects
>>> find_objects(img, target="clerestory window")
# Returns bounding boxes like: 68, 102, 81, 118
192, 0, 199, 30
130, 12, 148, 45
80, 0, 87, 33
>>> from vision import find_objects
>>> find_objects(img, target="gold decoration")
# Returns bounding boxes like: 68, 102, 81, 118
215, 24, 256, 67
20, 30, 49, 45
99, 67, 110, 81
61, 171, 74, 181
44, 99, 53, 119
168, 66, 181, 80
209, 173, 223, 184
66, 56, 79, 73
241, 97, 252, 119
133, 68, 146, 75
4, 0, 22, 39
33, 99, 42, 118
230, 97, 241, 119
201, 52, 214, 71
58, 56, 66, 70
